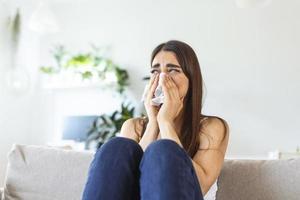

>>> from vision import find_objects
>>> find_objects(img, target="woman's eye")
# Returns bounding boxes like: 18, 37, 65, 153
168, 69, 180, 73
150, 69, 159, 74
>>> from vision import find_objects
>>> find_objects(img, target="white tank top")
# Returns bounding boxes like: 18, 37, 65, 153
203, 179, 218, 200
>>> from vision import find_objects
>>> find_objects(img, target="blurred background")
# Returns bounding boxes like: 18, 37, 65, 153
1, 0, 300, 185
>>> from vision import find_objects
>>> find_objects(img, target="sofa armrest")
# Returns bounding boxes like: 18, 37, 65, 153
0, 187, 3, 200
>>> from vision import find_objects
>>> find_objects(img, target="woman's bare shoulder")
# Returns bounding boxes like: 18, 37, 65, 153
119, 117, 146, 141
199, 115, 229, 150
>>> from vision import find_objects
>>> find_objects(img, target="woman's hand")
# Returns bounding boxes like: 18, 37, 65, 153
144, 73, 160, 124
156, 73, 184, 145
157, 73, 183, 124
139, 74, 160, 150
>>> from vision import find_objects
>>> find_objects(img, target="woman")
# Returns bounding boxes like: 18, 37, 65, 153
82, 40, 229, 200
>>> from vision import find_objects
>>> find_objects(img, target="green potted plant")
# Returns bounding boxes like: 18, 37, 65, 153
40, 45, 129, 93
85, 102, 136, 150
40, 45, 143, 150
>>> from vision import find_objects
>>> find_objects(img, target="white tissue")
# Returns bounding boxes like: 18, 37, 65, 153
141, 73, 165, 106
151, 84, 164, 106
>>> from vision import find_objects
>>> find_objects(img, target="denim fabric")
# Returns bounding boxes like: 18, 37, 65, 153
82, 137, 204, 200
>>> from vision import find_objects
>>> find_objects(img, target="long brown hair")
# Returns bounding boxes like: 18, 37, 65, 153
140, 40, 226, 157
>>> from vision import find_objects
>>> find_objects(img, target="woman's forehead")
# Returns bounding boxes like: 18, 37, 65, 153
152, 51, 180, 66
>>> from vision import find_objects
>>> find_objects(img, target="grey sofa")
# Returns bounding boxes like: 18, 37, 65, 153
1, 144, 300, 200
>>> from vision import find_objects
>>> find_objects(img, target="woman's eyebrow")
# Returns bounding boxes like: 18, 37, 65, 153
151, 63, 181, 68
151, 63, 160, 68
166, 63, 181, 68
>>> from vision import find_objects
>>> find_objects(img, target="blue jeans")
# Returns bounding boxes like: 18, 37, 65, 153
82, 137, 204, 200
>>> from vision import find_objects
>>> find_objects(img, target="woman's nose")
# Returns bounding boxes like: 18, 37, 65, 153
157, 72, 166, 85
160, 68, 168, 74
156, 68, 169, 76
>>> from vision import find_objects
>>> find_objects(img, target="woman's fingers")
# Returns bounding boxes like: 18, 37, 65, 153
161, 76, 171, 99
166, 75, 178, 91
163, 75, 180, 100
143, 75, 155, 99
165, 75, 173, 89
149, 74, 156, 85
146, 74, 159, 100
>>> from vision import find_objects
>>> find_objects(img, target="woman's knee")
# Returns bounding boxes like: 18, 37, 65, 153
94, 136, 143, 160
141, 139, 189, 167
145, 139, 184, 155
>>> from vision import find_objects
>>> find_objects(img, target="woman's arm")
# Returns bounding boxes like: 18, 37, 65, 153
191, 117, 229, 196
158, 121, 183, 147
139, 121, 159, 151
119, 118, 160, 151
119, 118, 141, 143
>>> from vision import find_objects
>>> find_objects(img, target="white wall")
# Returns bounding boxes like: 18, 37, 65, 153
1, 0, 300, 185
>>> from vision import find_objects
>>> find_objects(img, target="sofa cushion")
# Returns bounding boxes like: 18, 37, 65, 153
3, 144, 94, 200
4, 144, 300, 200
216, 158, 300, 200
